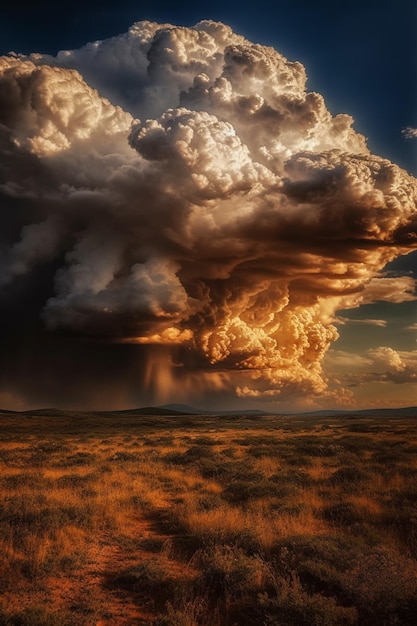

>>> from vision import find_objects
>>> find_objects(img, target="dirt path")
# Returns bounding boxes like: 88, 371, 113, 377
10, 511, 180, 625
87, 514, 175, 623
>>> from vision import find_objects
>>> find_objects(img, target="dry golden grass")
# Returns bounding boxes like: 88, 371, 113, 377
0, 410, 417, 625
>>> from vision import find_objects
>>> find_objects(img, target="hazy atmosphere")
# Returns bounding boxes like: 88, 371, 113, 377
1, 1, 416, 412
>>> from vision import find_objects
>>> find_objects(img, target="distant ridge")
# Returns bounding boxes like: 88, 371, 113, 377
297, 406, 417, 417
120, 403, 267, 416
114, 405, 191, 416
1, 405, 416, 418
0, 404, 267, 417
21, 408, 79, 417
159, 403, 206, 414
159, 403, 267, 416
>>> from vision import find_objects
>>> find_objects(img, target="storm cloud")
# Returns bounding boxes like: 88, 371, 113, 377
1, 20, 416, 408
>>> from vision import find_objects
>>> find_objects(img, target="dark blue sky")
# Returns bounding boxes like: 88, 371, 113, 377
1, 0, 416, 175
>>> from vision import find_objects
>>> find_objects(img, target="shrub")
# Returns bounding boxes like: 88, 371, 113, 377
322, 503, 360, 526
258, 574, 357, 626
155, 598, 208, 626
327, 467, 369, 488
341, 547, 417, 625
222, 479, 281, 504
0, 607, 74, 626
110, 556, 177, 603
193, 545, 265, 603
56, 452, 96, 467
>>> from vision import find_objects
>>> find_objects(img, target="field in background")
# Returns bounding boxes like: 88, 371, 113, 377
0, 409, 417, 625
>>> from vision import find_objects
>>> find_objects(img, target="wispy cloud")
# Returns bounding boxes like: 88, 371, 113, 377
402, 126, 417, 140
334, 316, 387, 327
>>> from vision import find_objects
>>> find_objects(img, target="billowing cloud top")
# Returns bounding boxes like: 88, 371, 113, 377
1, 20, 416, 404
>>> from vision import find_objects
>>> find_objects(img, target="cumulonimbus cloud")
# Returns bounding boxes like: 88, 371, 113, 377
1, 20, 416, 404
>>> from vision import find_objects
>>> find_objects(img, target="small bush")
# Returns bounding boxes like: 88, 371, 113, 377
258, 574, 357, 626
155, 598, 208, 626
328, 467, 369, 488
110, 557, 177, 604
341, 547, 417, 625
56, 452, 96, 467
193, 544, 265, 603
222, 479, 281, 504
0, 607, 74, 626
322, 503, 360, 526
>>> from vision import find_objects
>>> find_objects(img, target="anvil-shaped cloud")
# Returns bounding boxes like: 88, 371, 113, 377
1, 21, 416, 406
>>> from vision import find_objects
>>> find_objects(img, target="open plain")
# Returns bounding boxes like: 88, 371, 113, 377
0, 408, 416, 625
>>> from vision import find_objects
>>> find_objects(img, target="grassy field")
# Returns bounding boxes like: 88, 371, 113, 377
0, 409, 416, 625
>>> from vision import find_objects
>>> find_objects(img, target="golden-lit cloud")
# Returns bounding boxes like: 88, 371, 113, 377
1, 21, 416, 406
325, 347, 417, 388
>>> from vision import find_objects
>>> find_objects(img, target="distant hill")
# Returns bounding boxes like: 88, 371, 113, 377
131, 404, 417, 418
20, 408, 80, 417
1, 405, 415, 418
160, 403, 267, 416
114, 406, 191, 416
0, 404, 267, 417
118, 403, 267, 416
159, 403, 207, 414
297, 406, 417, 417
